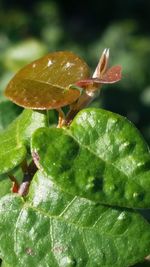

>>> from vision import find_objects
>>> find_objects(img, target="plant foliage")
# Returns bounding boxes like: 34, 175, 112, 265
0, 50, 150, 267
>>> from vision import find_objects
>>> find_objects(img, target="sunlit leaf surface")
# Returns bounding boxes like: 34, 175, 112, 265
5, 51, 90, 109
0, 109, 47, 175
32, 108, 150, 208
0, 171, 150, 267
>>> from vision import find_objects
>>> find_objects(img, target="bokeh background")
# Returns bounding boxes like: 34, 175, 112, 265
0, 0, 150, 145
0, 1, 150, 266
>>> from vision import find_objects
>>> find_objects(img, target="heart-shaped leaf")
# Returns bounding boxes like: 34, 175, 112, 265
5, 51, 90, 109
0, 109, 47, 175
31, 108, 150, 208
0, 171, 150, 267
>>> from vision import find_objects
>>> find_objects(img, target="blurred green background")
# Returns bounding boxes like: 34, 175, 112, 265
0, 0, 150, 145
0, 1, 150, 266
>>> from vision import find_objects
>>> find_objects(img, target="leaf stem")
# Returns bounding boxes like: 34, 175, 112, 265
64, 90, 100, 125
8, 173, 19, 193
18, 160, 37, 196
20, 159, 28, 174
56, 108, 65, 128
46, 110, 50, 127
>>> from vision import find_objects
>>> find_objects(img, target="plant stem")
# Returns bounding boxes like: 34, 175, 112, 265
56, 108, 65, 128
46, 110, 50, 127
20, 159, 28, 174
8, 173, 19, 193
18, 160, 37, 196
64, 90, 100, 125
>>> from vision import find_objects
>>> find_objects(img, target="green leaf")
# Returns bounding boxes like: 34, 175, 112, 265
0, 101, 22, 131
0, 171, 150, 267
0, 177, 11, 198
5, 51, 90, 109
1, 261, 12, 267
31, 108, 150, 208
0, 109, 47, 175
0, 167, 23, 199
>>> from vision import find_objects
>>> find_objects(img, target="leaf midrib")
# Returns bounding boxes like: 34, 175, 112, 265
14, 200, 128, 238
23, 78, 67, 91
65, 128, 130, 182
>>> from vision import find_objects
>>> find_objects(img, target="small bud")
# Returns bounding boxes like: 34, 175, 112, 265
92, 48, 109, 78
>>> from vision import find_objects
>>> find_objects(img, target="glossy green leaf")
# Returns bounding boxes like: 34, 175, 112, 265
0, 167, 23, 199
32, 108, 150, 208
0, 109, 47, 175
0, 101, 22, 131
0, 177, 11, 198
5, 51, 90, 109
0, 171, 150, 267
